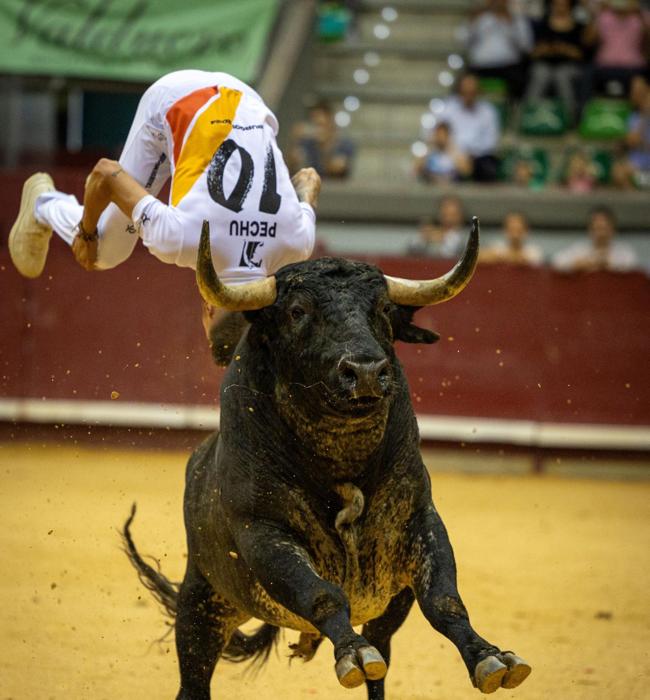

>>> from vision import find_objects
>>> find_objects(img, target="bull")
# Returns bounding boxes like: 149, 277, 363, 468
123, 218, 531, 699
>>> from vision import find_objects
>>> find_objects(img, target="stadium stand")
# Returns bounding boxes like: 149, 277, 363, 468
307, 0, 650, 232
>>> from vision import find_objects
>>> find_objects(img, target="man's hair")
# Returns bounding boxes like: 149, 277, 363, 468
309, 99, 333, 115
589, 205, 616, 227
504, 211, 529, 228
454, 72, 479, 93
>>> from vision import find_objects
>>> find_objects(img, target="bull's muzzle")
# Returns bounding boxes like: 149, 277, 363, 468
338, 357, 390, 401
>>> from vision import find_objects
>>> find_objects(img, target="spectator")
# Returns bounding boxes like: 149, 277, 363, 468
480, 212, 544, 265
513, 156, 536, 187
564, 149, 598, 191
406, 196, 466, 258
289, 101, 355, 178
441, 74, 501, 182
524, 0, 588, 125
611, 78, 650, 188
580, 0, 650, 106
552, 205, 638, 271
464, 0, 534, 98
414, 122, 472, 183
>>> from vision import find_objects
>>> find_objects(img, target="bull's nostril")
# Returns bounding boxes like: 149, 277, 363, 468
341, 368, 357, 383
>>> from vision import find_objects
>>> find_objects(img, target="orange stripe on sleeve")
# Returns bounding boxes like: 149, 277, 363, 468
166, 86, 219, 167
170, 87, 243, 207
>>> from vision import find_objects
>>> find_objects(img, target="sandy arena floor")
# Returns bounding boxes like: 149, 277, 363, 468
1, 443, 649, 700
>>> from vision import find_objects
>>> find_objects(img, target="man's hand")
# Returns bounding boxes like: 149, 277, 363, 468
72, 232, 98, 271
291, 167, 321, 209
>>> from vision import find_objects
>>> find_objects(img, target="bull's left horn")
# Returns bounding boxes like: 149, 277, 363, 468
385, 216, 480, 306
196, 221, 277, 311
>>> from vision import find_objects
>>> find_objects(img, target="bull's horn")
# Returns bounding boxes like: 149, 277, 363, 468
386, 216, 480, 306
196, 220, 277, 311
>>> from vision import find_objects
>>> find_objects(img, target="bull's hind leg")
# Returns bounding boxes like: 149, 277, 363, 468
408, 506, 531, 694
175, 562, 241, 700
362, 588, 415, 700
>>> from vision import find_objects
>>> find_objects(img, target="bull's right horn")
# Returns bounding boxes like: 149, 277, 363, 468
196, 220, 277, 311
385, 216, 480, 306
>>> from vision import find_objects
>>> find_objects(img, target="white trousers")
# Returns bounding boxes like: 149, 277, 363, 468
35, 82, 171, 270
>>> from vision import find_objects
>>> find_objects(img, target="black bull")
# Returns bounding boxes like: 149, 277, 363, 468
123, 220, 531, 699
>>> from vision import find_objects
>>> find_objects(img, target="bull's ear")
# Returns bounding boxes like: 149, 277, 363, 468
392, 306, 440, 344
395, 323, 440, 344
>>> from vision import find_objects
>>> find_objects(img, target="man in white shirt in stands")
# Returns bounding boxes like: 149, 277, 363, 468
440, 74, 501, 182
9, 69, 320, 339
552, 206, 638, 273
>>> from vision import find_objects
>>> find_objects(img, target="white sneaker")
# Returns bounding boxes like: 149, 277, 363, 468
9, 172, 55, 278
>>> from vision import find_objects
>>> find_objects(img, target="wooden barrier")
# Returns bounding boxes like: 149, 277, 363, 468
0, 167, 648, 437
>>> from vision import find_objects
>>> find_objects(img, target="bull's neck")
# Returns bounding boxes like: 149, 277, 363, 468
274, 386, 389, 478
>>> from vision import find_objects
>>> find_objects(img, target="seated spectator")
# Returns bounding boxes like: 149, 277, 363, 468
406, 196, 466, 258
479, 212, 544, 265
525, 0, 588, 125
513, 157, 536, 187
611, 78, 650, 188
552, 205, 638, 271
579, 0, 650, 107
564, 149, 598, 192
414, 122, 472, 183
441, 74, 501, 182
464, 0, 534, 98
289, 101, 355, 178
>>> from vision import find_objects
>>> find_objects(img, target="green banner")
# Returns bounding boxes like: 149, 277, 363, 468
0, 0, 279, 83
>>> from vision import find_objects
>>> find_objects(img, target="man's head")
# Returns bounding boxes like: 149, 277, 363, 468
430, 122, 451, 150
438, 195, 465, 230
503, 212, 529, 250
629, 75, 648, 110
457, 74, 480, 108
588, 206, 616, 248
487, 0, 510, 13
548, 0, 575, 14
308, 101, 336, 141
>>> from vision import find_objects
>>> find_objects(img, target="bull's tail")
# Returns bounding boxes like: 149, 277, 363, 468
121, 503, 179, 619
222, 624, 281, 666
121, 503, 280, 667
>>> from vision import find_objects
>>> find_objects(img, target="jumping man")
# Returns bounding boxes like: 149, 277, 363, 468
9, 70, 320, 337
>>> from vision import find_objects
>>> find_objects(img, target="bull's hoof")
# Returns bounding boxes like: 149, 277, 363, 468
473, 656, 507, 694
335, 654, 365, 688
358, 645, 387, 681
335, 645, 387, 688
473, 653, 532, 693
500, 653, 531, 689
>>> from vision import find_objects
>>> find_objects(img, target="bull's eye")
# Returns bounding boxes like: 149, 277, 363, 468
382, 302, 392, 315
290, 305, 306, 321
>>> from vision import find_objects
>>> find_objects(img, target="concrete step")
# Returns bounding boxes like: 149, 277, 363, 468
318, 41, 459, 60
360, 0, 474, 12
351, 144, 415, 182
316, 83, 446, 103
313, 55, 450, 91
356, 10, 465, 44
317, 180, 650, 229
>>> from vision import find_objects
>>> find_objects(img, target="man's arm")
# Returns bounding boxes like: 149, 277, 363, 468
73, 158, 149, 270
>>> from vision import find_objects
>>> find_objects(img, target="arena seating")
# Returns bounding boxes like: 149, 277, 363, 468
310, 0, 650, 231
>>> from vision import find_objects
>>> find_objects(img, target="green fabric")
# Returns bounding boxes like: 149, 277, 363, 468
0, 0, 279, 83
520, 99, 567, 136
579, 99, 631, 140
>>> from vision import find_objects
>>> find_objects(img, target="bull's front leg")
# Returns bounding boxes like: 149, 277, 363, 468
408, 505, 531, 694
234, 522, 387, 688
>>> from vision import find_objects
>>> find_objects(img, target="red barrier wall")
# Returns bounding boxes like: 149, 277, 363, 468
1, 168, 648, 426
